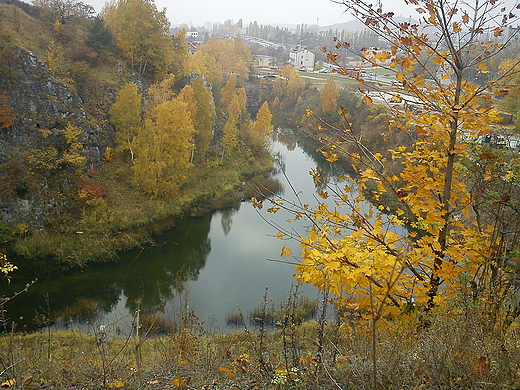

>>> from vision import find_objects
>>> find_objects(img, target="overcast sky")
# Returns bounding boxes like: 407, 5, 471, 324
79, 0, 518, 28
84, 0, 418, 27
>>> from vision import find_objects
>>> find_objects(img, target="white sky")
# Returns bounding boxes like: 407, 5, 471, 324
84, 0, 418, 27
163, 0, 358, 27
71, 0, 519, 28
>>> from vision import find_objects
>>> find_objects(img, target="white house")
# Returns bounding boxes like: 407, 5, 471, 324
289, 47, 315, 71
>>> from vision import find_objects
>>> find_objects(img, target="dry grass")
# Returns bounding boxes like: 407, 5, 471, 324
1, 301, 520, 390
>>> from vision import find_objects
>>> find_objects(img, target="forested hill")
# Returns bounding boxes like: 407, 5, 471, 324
0, 0, 275, 269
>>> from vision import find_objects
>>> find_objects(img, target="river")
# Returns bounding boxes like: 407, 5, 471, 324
3, 128, 353, 333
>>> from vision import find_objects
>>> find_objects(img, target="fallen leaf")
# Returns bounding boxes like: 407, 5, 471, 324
171, 375, 185, 387
219, 366, 236, 379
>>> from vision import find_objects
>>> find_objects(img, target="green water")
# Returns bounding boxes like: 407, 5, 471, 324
4, 128, 351, 332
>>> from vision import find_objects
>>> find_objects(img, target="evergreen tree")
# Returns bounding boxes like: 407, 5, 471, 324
85, 16, 116, 54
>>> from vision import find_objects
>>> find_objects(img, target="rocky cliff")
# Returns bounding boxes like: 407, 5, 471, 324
0, 48, 110, 227
0, 48, 107, 166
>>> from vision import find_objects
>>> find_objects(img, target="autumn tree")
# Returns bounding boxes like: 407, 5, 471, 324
177, 84, 196, 113
103, 0, 174, 79
132, 97, 194, 197
58, 123, 86, 170
499, 55, 520, 119
220, 114, 238, 160
192, 76, 216, 162
147, 73, 176, 107
32, 0, 94, 23
320, 75, 338, 113
272, 65, 305, 108
220, 74, 238, 110
250, 101, 273, 149
46, 39, 64, 74
171, 28, 189, 76
228, 88, 247, 122
109, 82, 142, 162
188, 35, 251, 89
258, 0, 520, 321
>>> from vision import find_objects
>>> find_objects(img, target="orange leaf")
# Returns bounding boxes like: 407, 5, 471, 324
171, 375, 185, 387
415, 125, 427, 135
219, 367, 236, 379
452, 22, 462, 32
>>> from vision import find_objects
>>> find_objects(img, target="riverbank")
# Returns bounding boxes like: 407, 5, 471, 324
8, 147, 276, 273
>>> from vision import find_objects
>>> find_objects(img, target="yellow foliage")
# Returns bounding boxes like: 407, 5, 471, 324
285, 0, 516, 321
187, 36, 251, 88
132, 96, 194, 197
107, 380, 124, 388
105, 0, 174, 79
320, 76, 339, 113
0, 253, 17, 282
251, 101, 273, 137
110, 82, 142, 159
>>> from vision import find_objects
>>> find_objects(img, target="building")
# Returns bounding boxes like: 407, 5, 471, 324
289, 47, 315, 71
254, 55, 276, 68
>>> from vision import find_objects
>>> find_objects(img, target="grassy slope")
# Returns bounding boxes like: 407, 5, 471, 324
1, 307, 519, 389
13, 146, 274, 269
0, 4, 275, 269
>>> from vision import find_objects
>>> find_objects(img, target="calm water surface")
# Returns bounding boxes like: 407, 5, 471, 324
5, 128, 354, 332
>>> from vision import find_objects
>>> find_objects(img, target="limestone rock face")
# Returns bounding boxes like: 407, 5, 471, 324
0, 48, 110, 227
0, 48, 106, 168
243, 82, 272, 108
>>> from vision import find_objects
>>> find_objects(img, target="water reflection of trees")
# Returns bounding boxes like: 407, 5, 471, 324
119, 214, 212, 313
219, 206, 239, 236
275, 127, 353, 192
4, 214, 213, 330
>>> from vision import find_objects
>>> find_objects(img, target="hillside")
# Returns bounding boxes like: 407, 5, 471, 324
0, 0, 274, 269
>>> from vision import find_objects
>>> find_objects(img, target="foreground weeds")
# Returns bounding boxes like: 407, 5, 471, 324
1, 303, 520, 390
